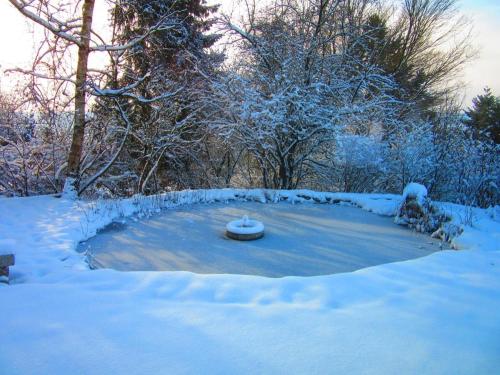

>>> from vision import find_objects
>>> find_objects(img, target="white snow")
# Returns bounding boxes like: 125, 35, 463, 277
226, 214, 265, 235
0, 189, 499, 374
402, 182, 428, 205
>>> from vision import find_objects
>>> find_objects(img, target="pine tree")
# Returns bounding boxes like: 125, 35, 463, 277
464, 88, 500, 144
109, 0, 220, 192
113, 0, 218, 83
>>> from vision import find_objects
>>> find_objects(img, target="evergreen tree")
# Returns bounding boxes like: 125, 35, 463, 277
464, 88, 500, 144
109, 0, 220, 192
113, 0, 219, 81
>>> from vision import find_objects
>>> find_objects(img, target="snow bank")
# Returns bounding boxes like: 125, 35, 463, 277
434, 201, 500, 251
0, 189, 499, 374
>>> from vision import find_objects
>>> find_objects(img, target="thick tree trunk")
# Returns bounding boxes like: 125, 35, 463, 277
64, 0, 96, 197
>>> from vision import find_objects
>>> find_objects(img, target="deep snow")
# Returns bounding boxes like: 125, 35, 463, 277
0, 189, 499, 374
79, 202, 443, 277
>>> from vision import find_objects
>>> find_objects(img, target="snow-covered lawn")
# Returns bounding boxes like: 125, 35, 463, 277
0, 189, 499, 374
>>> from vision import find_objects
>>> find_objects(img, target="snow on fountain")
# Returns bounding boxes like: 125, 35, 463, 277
226, 215, 265, 241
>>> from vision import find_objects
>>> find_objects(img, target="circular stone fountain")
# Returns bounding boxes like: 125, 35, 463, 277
226, 215, 265, 241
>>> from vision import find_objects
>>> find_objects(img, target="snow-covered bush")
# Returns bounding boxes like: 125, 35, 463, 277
309, 135, 387, 192
1, 1, 497, 206
395, 183, 432, 232
429, 118, 499, 207
381, 121, 437, 193
213, 1, 402, 190
395, 183, 449, 233
0, 93, 70, 196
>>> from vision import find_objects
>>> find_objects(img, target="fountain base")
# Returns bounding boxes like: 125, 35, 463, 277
226, 216, 265, 241
225, 230, 264, 241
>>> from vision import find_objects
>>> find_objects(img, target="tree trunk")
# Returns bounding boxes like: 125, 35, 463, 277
64, 0, 95, 197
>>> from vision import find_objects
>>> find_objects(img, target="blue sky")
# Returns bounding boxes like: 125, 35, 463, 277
458, 0, 500, 103
462, 0, 500, 9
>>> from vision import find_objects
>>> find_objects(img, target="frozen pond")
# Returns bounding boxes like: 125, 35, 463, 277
78, 202, 444, 277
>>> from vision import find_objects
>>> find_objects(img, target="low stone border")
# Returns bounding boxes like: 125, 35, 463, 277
0, 254, 15, 284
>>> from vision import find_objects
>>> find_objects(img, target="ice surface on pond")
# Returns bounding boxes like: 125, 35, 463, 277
79, 202, 445, 277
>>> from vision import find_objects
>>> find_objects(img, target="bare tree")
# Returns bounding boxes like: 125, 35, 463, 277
379, 0, 473, 110
7, 0, 182, 197
213, 0, 401, 189
0, 88, 71, 196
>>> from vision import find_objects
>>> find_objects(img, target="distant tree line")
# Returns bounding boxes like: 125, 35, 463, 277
0, 0, 498, 207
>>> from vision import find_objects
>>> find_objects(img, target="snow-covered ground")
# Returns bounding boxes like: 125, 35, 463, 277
0, 189, 499, 374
